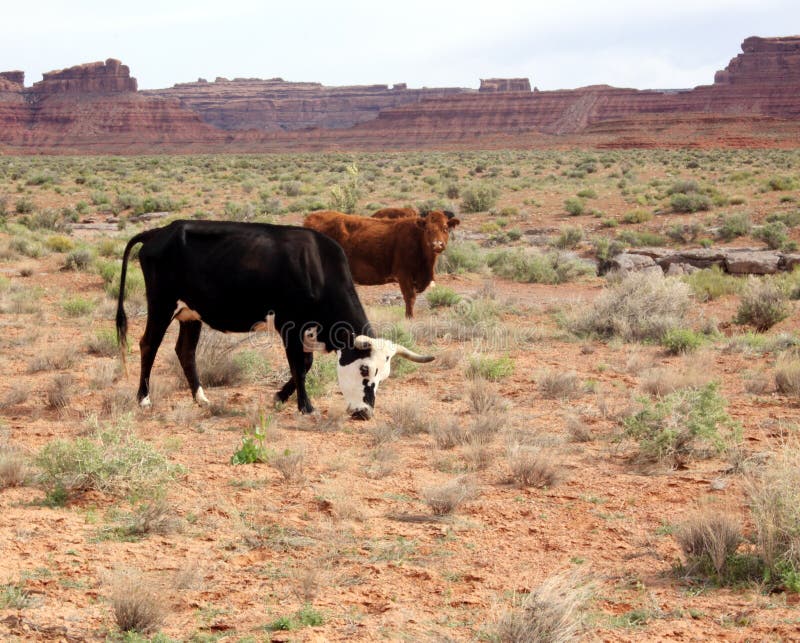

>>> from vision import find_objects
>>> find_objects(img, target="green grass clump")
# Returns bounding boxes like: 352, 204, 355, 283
426, 285, 462, 309
684, 265, 741, 302
437, 241, 486, 274
35, 415, 183, 503
466, 355, 514, 381
661, 328, 704, 354
623, 382, 740, 467
266, 605, 325, 631
61, 296, 95, 317
716, 212, 752, 241
564, 197, 585, 216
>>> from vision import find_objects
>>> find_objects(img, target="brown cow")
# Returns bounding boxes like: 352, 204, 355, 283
304, 210, 460, 318
372, 207, 418, 220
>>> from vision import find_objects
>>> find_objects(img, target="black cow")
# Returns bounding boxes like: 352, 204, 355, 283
115, 220, 433, 418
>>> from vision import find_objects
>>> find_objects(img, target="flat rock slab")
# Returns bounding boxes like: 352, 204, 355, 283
725, 250, 782, 274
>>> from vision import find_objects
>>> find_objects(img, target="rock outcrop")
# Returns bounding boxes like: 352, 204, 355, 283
611, 247, 799, 276
479, 78, 531, 92
143, 78, 470, 131
31, 59, 137, 96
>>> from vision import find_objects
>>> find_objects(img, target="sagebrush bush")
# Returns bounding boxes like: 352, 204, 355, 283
422, 476, 475, 515
507, 444, 560, 488
775, 357, 800, 395
488, 249, 593, 284
466, 355, 514, 381
564, 197, 585, 216
35, 415, 182, 501
735, 277, 791, 332
753, 221, 793, 250
537, 370, 581, 399
622, 382, 740, 467
437, 241, 486, 274
109, 569, 166, 634
717, 212, 752, 241
426, 285, 462, 308
461, 183, 499, 213
661, 328, 704, 354
571, 272, 691, 342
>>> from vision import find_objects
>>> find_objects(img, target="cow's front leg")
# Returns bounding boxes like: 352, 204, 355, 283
284, 344, 314, 414
399, 279, 417, 319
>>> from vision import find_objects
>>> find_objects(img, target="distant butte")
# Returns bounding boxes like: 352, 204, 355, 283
1, 36, 800, 153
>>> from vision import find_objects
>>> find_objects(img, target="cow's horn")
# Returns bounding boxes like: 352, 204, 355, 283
394, 344, 435, 363
353, 335, 373, 350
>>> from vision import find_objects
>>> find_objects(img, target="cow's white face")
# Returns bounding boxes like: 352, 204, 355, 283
336, 335, 434, 419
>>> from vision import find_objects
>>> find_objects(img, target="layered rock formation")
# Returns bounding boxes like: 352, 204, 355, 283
31, 59, 137, 95
0, 36, 799, 153
479, 78, 531, 92
143, 78, 471, 131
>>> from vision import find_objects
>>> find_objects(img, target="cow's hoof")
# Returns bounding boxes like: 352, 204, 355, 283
350, 408, 372, 421
194, 387, 210, 406
298, 403, 315, 415
139, 395, 152, 409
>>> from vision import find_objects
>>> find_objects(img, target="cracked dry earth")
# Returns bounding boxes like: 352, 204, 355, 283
2, 235, 800, 641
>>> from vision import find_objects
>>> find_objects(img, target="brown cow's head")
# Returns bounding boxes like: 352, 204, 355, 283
417, 210, 460, 254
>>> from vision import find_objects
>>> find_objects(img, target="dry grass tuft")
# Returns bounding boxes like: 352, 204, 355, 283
508, 444, 561, 488
45, 374, 73, 410
0, 447, 28, 489
430, 419, 465, 450
271, 450, 305, 483
291, 564, 321, 603
123, 499, 182, 537
109, 569, 167, 635
774, 357, 800, 396
387, 399, 431, 435
538, 369, 582, 399
0, 384, 29, 409
496, 570, 591, 643
365, 445, 397, 479
675, 510, 742, 578
27, 348, 78, 373
639, 366, 710, 397
565, 415, 593, 442
468, 377, 506, 415
422, 476, 476, 516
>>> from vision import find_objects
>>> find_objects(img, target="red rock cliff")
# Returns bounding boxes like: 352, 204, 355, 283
31, 59, 137, 96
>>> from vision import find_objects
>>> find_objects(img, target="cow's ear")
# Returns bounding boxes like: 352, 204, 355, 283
447, 218, 461, 229
416, 218, 427, 229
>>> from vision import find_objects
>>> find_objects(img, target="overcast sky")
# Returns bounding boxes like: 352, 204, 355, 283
2, 1, 798, 91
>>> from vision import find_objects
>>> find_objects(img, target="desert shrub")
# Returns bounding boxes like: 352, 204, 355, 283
328, 163, 360, 213
422, 476, 475, 515
622, 382, 740, 467
109, 569, 166, 635
766, 176, 797, 191
192, 332, 247, 387
63, 248, 93, 271
87, 328, 119, 357
766, 210, 800, 228
570, 272, 691, 342
661, 328, 704, 354
437, 241, 486, 274
716, 212, 752, 241
61, 295, 95, 317
35, 415, 182, 502
507, 444, 560, 488
45, 374, 73, 410
387, 399, 431, 435
667, 221, 704, 244
15, 197, 34, 214
426, 285, 462, 308
133, 194, 177, 215
735, 277, 791, 332
615, 229, 668, 246
461, 183, 499, 213
667, 179, 701, 195
537, 370, 581, 399
639, 367, 710, 397
746, 445, 800, 590
674, 511, 756, 584
45, 235, 75, 253
753, 221, 792, 250
0, 447, 28, 489
488, 249, 593, 284
496, 570, 590, 643
271, 449, 305, 482
621, 209, 652, 224
114, 499, 182, 538
552, 226, 583, 249
101, 261, 145, 300
564, 197, 585, 216
775, 357, 800, 395
684, 265, 741, 302
671, 192, 711, 213
468, 377, 505, 415
466, 355, 514, 381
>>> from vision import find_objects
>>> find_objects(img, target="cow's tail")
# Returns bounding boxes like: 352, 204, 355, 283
116, 229, 158, 374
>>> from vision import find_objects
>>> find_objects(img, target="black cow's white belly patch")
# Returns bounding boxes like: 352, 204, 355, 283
173, 299, 202, 322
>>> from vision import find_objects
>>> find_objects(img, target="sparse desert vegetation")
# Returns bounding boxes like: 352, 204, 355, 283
1, 149, 800, 640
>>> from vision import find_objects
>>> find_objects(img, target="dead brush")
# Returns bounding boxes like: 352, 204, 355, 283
0, 447, 28, 488
369, 422, 397, 447
674, 510, 743, 580
774, 357, 800, 396
0, 384, 29, 408
496, 570, 591, 643
270, 450, 305, 483
507, 443, 561, 488
435, 348, 462, 370
45, 374, 73, 410
430, 419, 465, 449
468, 377, 506, 415
387, 398, 431, 435
422, 476, 476, 516
639, 366, 710, 397
365, 445, 397, 479
565, 414, 593, 442
537, 369, 582, 399
291, 564, 321, 603
122, 499, 182, 537
27, 348, 78, 373
108, 568, 167, 635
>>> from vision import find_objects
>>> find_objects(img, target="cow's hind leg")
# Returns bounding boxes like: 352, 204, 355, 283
137, 306, 173, 407
399, 279, 417, 319
275, 351, 313, 407
175, 320, 208, 405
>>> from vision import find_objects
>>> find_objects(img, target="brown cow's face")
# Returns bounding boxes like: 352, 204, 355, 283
419, 211, 460, 254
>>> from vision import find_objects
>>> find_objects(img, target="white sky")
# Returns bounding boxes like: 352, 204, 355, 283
2, 0, 798, 91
